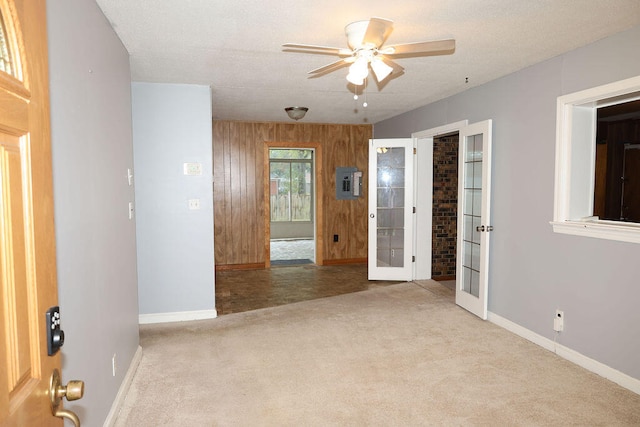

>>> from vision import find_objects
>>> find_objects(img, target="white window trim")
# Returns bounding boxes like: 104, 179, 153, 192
551, 75, 640, 244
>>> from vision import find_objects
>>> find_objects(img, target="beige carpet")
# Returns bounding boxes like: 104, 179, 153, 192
115, 282, 640, 426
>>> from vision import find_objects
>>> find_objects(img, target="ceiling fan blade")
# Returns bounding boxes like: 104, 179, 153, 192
385, 39, 455, 57
362, 17, 394, 48
283, 43, 352, 56
308, 58, 349, 74
383, 57, 405, 74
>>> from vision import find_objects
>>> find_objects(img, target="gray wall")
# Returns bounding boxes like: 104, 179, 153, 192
375, 25, 640, 381
132, 83, 215, 316
47, 1, 140, 425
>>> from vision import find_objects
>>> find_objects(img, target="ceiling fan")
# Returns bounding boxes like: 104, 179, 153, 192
282, 17, 455, 86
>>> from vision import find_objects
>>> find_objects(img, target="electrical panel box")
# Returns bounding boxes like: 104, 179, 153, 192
336, 167, 362, 200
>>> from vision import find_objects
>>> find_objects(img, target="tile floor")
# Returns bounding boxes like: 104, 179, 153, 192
269, 238, 314, 263
217, 239, 456, 315
215, 263, 404, 315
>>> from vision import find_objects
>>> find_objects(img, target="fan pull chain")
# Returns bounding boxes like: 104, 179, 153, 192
363, 78, 368, 108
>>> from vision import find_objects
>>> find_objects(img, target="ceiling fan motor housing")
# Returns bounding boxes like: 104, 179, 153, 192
346, 20, 383, 49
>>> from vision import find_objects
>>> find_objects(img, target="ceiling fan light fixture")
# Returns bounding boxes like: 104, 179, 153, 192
370, 58, 393, 82
284, 106, 308, 121
346, 57, 369, 86
346, 73, 365, 86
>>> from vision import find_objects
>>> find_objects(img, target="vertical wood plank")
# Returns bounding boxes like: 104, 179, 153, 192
228, 122, 244, 264
238, 122, 250, 263
350, 125, 371, 259
277, 123, 299, 142
254, 123, 275, 263
324, 125, 351, 261
314, 138, 324, 266
223, 122, 234, 264
212, 121, 228, 264
244, 123, 257, 264
309, 124, 325, 264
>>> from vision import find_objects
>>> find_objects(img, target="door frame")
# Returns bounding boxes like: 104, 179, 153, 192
412, 120, 468, 280
263, 141, 323, 267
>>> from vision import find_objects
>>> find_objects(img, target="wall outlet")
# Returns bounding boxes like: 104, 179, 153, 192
333, 234, 339, 242
554, 310, 564, 332
112, 353, 117, 377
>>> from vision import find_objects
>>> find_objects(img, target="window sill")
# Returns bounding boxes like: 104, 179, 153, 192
550, 220, 640, 244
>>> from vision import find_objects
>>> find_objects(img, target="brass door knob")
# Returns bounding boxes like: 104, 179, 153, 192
63, 379, 84, 401
50, 369, 85, 427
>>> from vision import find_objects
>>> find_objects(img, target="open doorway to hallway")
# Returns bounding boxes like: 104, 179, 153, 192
431, 133, 459, 283
268, 148, 315, 265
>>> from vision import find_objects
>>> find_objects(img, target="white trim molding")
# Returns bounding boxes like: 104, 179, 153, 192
139, 308, 217, 324
551, 219, 640, 244
411, 120, 469, 281
103, 345, 143, 427
552, 75, 640, 244
488, 312, 640, 396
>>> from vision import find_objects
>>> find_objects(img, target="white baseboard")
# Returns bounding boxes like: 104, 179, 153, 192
103, 345, 142, 427
488, 311, 640, 395
138, 308, 217, 324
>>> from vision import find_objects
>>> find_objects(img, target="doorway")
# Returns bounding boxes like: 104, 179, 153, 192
269, 148, 315, 265
263, 141, 323, 268
413, 120, 468, 282
430, 133, 459, 280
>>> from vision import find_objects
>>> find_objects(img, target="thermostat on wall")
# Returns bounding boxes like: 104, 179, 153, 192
183, 162, 202, 176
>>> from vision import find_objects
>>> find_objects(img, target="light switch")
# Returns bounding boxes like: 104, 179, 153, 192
183, 162, 202, 176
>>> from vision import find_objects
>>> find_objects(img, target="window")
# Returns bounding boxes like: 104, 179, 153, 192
552, 75, 640, 243
269, 149, 313, 222
0, 8, 15, 75
0, 7, 20, 80
594, 101, 640, 223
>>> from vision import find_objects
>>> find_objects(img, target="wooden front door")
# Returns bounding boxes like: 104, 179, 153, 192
1, 0, 63, 425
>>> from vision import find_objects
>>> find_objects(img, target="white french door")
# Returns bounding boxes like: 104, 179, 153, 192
368, 138, 414, 280
368, 120, 493, 320
455, 120, 493, 319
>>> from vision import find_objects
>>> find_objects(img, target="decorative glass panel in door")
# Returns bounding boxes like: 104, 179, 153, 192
456, 120, 492, 319
368, 138, 414, 280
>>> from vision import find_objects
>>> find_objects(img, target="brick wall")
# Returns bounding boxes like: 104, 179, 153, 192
432, 135, 458, 278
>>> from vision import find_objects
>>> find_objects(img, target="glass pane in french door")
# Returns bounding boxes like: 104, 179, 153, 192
376, 147, 406, 267
461, 134, 483, 297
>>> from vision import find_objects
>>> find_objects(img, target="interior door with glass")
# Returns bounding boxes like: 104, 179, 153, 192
368, 138, 414, 280
455, 120, 493, 319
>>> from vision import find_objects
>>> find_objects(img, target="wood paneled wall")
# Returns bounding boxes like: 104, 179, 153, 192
213, 121, 372, 268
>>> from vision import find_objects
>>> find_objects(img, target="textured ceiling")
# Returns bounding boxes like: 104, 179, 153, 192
95, 0, 640, 125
